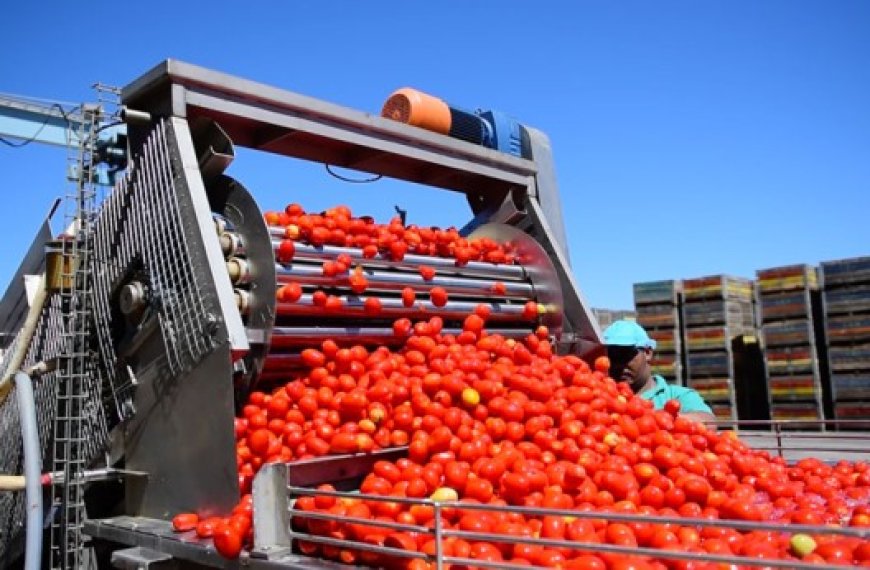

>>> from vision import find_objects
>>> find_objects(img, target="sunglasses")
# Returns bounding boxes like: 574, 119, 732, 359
605, 346, 645, 363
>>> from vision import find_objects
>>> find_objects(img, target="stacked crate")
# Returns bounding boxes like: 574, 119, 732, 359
820, 256, 870, 425
592, 308, 636, 330
682, 275, 755, 422
755, 264, 825, 424
633, 280, 683, 385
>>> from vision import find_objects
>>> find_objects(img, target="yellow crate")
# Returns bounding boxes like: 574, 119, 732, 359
770, 387, 818, 397
697, 388, 732, 399
758, 275, 813, 292
767, 358, 813, 370
687, 339, 727, 350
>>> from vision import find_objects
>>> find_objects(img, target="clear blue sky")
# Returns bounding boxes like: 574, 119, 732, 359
1, 1, 868, 311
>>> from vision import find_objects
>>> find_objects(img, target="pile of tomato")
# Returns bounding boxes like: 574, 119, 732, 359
171, 204, 870, 569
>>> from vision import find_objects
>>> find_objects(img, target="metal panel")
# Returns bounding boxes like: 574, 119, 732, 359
90, 118, 241, 518
122, 60, 536, 198
521, 197, 602, 355
523, 126, 570, 261
0, 200, 57, 350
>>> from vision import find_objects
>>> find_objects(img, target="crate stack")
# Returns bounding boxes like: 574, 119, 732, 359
633, 280, 683, 385
592, 308, 636, 330
755, 264, 825, 423
820, 256, 870, 425
682, 275, 756, 422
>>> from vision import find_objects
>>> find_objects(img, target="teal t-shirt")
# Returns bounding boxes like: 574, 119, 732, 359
639, 375, 713, 414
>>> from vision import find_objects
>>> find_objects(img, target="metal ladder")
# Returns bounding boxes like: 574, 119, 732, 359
49, 84, 118, 570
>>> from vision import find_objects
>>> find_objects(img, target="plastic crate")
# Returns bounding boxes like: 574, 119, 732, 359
682, 298, 755, 328
765, 346, 815, 375
687, 377, 734, 403
757, 290, 812, 322
648, 329, 680, 352
827, 344, 870, 372
710, 404, 737, 422
820, 256, 870, 287
756, 264, 818, 293
651, 356, 682, 380
633, 279, 682, 306
592, 308, 637, 329
767, 374, 822, 401
683, 275, 753, 301
769, 402, 824, 422
684, 326, 752, 351
834, 401, 870, 421
825, 314, 870, 343
686, 350, 732, 377
822, 285, 870, 315
635, 305, 679, 329
761, 320, 815, 347
830, 372, 870, 402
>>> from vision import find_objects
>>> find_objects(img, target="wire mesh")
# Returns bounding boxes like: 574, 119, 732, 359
0, 295, 64, 566
91, 118, 218, 427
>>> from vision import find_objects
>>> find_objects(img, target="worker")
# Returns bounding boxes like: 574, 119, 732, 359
602, 319, 716, 424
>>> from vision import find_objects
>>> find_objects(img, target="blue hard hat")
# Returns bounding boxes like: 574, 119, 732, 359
602, 320, 657, 350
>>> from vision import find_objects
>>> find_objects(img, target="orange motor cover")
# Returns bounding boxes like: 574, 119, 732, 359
381, 88, 452, 135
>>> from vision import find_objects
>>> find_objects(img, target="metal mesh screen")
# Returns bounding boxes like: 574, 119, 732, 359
92, 118, 218, 422
0, 292, 107, 566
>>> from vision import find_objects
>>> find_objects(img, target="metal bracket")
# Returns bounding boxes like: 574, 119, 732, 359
110, 546, 176, 570
251, 462, 293, 558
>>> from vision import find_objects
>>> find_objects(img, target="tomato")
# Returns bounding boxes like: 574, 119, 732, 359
664, 398, 681, 417
250, 202, 870, 569
418, 265, 436, 281
300, 348, 326, 368
171, 512, 199, 532
605, 523, 637, 547
277, 282, 303, 303
429, 286, 448, 307
213, 523, 243, 559
393, 318, 412, 337
522, 301, 538, 320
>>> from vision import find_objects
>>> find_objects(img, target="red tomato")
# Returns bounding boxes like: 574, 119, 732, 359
213, 523, 243, 559
276, 239, 295, 262
171, 512, 199, 532
429, 286, 448, 307
277, 282, 302, 303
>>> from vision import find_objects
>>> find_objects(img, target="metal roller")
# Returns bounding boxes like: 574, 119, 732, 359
275, 263, 535, 298
268, 231, 529, 280
258, 221, 563, 386
274, 294, 530, 322
269, 325, 534, 348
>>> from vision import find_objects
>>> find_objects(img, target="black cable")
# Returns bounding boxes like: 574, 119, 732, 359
324, 163, 382, 184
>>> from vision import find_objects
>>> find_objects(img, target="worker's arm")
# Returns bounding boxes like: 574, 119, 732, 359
680, 411, 717, 425
676, 390, 716, 426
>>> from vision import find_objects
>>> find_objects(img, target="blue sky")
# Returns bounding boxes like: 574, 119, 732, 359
1, 1, 868, 311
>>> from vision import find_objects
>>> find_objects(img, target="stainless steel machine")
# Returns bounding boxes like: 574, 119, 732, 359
0, 59, 601, 568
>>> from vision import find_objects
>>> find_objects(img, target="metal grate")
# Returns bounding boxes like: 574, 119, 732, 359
92, 118, 218, 423
0, 295, 66, 565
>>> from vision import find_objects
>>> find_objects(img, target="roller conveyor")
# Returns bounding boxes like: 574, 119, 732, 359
212, 208, 563, 388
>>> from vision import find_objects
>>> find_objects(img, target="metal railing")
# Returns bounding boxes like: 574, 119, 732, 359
249, 461, 870, 570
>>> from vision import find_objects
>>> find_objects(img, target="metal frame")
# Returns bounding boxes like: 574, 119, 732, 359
86, 445, 870, 570
119, 59, 601, 354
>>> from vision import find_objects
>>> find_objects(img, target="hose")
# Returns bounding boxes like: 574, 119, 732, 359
15, 371, 42, 570
0, 274, 48, 406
